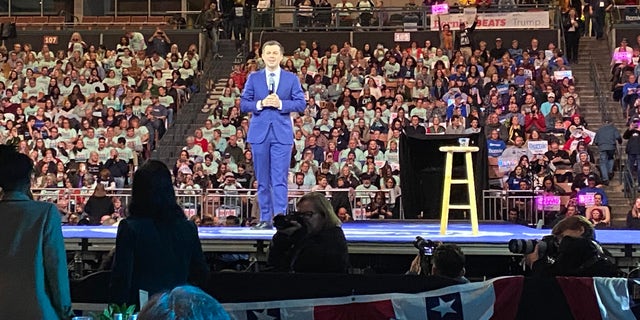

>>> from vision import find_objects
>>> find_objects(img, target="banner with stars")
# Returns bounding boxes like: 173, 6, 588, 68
223, 276, 523, 320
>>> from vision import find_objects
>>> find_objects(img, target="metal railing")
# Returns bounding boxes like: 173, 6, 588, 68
482, 189, 571, 225
623, 164, 637, 200
611, 5, 640, 25
29, 187, 403, 221
249, 4, 557, 32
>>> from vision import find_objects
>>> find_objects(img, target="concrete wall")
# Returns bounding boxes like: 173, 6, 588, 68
251, 29, 560, 55
2, 29, 200, 54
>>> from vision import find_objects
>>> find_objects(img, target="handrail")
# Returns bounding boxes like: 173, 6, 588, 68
249, 4, 558, 32
623, 165, 636, 200
589, 61, 610, 122
610, 5, 640, 25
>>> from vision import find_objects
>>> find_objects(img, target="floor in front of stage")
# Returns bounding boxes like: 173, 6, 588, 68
62, 221, 640, 246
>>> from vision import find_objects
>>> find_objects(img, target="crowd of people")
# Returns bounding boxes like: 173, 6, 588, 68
0, 28, 200, 225
185, 32, 593, 225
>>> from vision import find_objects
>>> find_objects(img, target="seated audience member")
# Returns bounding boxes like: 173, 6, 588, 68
426, 115, 445, 134
487, 129, 506, 157
405, 115, 426, 136
83, 183, 115, 225
548, 203, 579, 228
585, 193, 611, 227
627, 197, 640, 229
507, 207, 528, 225
138, 285, 231, 320
576, 175, 608, 207
267, 192, 349, 273
365, 191, 392, 219
588, 208, 610, 229
505, 165, 529, 191
525, 216, 619, 277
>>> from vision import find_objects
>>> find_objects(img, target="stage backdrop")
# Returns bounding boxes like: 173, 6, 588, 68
400, 133, 488, 219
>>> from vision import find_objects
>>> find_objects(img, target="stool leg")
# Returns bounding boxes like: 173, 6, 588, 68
466, 152, 479, 235
440, 152, 453, 235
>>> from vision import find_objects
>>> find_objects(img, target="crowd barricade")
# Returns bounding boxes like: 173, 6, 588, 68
482, 189, 572, 225
28, 187, 403, 222
31, 188, 133, 216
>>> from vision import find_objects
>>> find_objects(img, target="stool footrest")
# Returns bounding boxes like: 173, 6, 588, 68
450, 179, 470, 184
447, 204, 472, 210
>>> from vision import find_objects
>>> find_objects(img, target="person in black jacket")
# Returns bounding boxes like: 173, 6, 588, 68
563, 8, 581, 64
104, 148, 129, 188
267, 192, 349, 273
624, 122, 640, 189
83, 184, 115, 225
455, 14, 478, 62
110, 160, 208, 305
525, 215, 619, 277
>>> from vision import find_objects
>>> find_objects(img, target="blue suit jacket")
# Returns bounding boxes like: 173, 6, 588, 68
240, 69, 306, 144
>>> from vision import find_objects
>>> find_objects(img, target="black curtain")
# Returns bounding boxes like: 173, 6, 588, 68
400, 133, 488, 219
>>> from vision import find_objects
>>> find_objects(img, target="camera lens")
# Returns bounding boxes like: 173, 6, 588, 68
508, 239, 537, 254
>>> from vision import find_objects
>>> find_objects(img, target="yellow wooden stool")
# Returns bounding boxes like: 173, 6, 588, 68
438, 146, 480, 235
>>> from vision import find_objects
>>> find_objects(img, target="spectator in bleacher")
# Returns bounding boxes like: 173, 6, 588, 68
627, 197, 640, 229
624, 120, 640, 189
445, 114, 464, 134
148, 28, 171, 57
622, 74, 638, 117
83, 183, 114, 225
505, 165, 529, 191
586, 193, 611, 227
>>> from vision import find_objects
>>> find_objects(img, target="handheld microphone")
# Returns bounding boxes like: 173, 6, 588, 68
268, 76, 275, 94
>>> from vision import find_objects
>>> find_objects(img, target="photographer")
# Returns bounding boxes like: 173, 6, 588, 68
408, 242, 469, 284
267, 192, 349, 273
525, 216, 618, 277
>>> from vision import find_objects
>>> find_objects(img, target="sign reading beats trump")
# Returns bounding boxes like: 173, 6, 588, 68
431, 11, 550, 30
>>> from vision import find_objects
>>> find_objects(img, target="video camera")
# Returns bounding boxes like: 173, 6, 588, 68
508, 235, 560, 261
273, 212, 305, 230
413, 236, 437, 256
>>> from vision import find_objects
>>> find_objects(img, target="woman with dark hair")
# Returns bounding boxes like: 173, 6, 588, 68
365, 191, 392, 219
110, 160, 208, 305
267, 192, 349, 273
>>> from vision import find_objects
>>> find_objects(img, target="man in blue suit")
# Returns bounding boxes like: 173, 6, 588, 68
241, 40, 306, 229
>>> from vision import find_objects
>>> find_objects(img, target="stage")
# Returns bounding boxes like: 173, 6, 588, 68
62, 221, 640, 258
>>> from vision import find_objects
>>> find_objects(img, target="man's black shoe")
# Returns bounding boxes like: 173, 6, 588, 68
251, 221, 273, 230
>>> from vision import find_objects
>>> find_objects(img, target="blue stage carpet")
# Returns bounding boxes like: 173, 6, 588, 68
62, 221, 640, 245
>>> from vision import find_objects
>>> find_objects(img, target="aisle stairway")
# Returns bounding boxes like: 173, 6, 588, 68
574, 37, 630, 226
153, 40, 240, 166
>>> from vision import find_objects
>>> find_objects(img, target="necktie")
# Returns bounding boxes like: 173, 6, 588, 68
268, 73, 275, 94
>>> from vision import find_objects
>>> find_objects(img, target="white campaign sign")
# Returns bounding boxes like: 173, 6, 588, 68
431, 11, 550, 30
528, 140, 548, 155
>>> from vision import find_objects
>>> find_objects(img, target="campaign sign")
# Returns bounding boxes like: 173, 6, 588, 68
578, 193, 595, 207
432, 3, 449, 15
497, 84, 509, 95
544, 50, 554, 61
528, 140, 548, 155
353, 208, 366, 220
553, 70, 573, 80
535, 195, 561, 211
497, 156, 519, 174
613, 51, 632, 62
